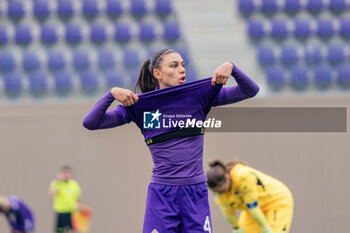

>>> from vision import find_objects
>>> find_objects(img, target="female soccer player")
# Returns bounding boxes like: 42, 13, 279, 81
0, 195, 35, 233
206, 160, 294, 233
83, 49, 259, 233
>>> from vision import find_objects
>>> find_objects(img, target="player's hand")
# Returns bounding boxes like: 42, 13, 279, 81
211, 62, 234, 86
232, 227, 245, 233
110, 87, 139, 107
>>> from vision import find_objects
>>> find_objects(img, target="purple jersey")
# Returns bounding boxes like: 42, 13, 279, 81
83, 66, 259, 185
6, 196, 34, 232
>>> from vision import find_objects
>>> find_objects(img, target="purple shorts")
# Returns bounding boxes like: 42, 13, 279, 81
143, 182, 212, 233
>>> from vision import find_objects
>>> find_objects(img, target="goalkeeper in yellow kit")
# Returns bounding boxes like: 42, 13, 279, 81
206, 160, 293, 233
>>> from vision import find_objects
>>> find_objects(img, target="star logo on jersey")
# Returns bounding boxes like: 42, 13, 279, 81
143, 110, 162, 129
151, 229, 159, 233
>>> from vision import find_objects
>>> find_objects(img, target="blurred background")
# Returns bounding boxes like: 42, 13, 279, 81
0, 0, 349, 232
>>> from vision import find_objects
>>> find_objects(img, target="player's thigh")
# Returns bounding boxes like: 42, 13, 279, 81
265, 200, 294, 233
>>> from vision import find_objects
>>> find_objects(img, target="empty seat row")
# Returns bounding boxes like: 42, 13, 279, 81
4, 0, 173, 21
248, 16, 350, 40
239, 0, 348, 15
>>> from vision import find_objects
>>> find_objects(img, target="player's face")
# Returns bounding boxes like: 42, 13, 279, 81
155, 52, 186, 89
62, 170, 72, 181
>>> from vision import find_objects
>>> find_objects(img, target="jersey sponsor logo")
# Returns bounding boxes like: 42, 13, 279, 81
151, 229, 159, 233
144, 110, 162, 129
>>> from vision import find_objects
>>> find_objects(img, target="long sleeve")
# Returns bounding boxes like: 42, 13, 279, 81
218, 203, 239, 228
212, 65, 259, 107
83, 90, 131, 130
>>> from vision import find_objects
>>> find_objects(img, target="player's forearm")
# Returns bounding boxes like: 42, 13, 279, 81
221, 206, 239, 228
246, 203, 270, 230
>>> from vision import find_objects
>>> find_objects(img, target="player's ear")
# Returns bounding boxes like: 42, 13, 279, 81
153, 69, 162, 80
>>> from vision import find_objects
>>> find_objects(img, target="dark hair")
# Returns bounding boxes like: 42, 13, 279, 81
134, 49, 176, 93
60, 165, 72, 172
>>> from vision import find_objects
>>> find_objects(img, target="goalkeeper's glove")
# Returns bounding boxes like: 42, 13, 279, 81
262, 226, 273, 233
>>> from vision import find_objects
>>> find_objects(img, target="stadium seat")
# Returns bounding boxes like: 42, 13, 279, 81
3, 72, 23, 98
257, 44, 276, 66
82, 0, 99, 19
73, 50, 91, 70
304, 44, 323, 65
33, 0, 50, 20
289, 64, 309, 91
284, 0, 302, 14
271, 18, 289, 40
139, 22, 156, 42
65, 24, 83, 44
0, 26, 9, 45
106, 0, 123, 18
57, 0, 74, 19
339, 17, 350, 39
327, 43, 346, 65
8, 1, 25, 21
123, 49, 140, 68
237, 0, 256, 15
247, 19, 267, 40
22, 52, 41, 72
90, 24, 107, 44
41, 25, 58, 45
114, 23, 132, 43
307, 0, 324, 14
294, 18, 312, 39
15, 25, 33, 45
336, 64, 350, 89
176, 47, 191, 65
265, 65, 286, 90
261, 0, 279, 15
0, 51, 16, 72
317, 17, 335, 39
329, 0, 346, 13
28, 71, 48, 97
53, 70, 73, 95
185, 66, 199, 82
48, 51, 66, 71
155, 0, 173, 16
104, 68, 124, 88
313, 63, 332, 90
163, 22, 181, 41
98, 49, 116, 69
280, 44, 299, 66
79, 70, 99, 94
130, 0, 148, 18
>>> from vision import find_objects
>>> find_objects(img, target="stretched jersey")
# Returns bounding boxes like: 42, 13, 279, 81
6, 196, 34, 232
50, 179, 81, 213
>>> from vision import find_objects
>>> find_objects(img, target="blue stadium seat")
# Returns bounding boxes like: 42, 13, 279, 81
41, 25, 58, 44
261, 0, 279, 15
114, 23, 132, 43
155, 0, 173, 16
327, 43, 346, 65
176, 47, 191, 65
57, 0, 74, 19
265, 65, 286, 90
257, 44, 276, 66
289, 64, 309, 91
304, 44, 323, 65
53, 70, 73, 95
280, 44, 299, 66
65, 24, 83, 44
185, 66, 199, 82
329, 0, 346, 13
128, 68, 140, 84
22, 52, 41, 72
90, 24, 107, 44
73, 50, 91, 70
284, 0, 302, 14
307, 0, 324, 14
336, 64, 350, 89
8, 1, 25, 21
339, 17, 350, 39
130, 0, 148, 18
82, 0, 99, 19
139, 22, 156, 42
28, 71, 48, 97
313, 63, 332, 90
106, 0, 123, 18
79, 70, 99, 94
247, 19, 266, 40
3, 72, 23, 98
98, 49, 116, 69
48, 51, 66, 71
0, 26, 9, 45
0, 51, 16, 72
237, 0, 256, 15
163, 22, 181, 41
104, 68, 124, 88
271, 18, 289, 40
294, 18, 312, 39
15, 25, 32, 45
317, 17, 335, 39
33, 0, 50, 20
123, 49, 140, 68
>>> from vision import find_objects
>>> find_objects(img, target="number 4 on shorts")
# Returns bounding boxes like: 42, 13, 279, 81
203, 216, 212, 233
